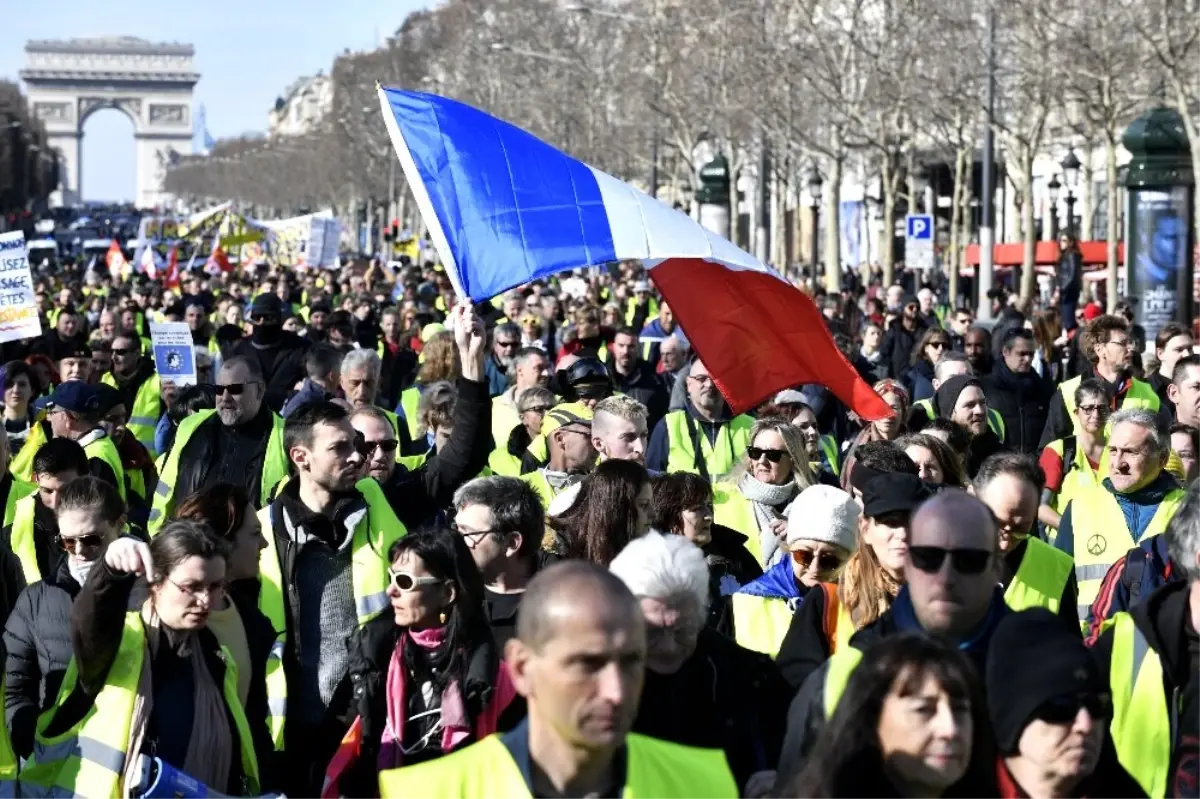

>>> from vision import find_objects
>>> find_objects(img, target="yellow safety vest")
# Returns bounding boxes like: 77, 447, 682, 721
1045, 437, 1103, 520
1067, 482, 1185, 621
18, 612, 259, 799
1108, 612, 1171, 799
148, 409, 289, 535
101, 372, 161, 458
6, 486, 44, 585
378, 731, 737, 799
255, 478, 407, 750
399, 386, 423, 443
1002, 536, 1074, 614
1059, 375, 1161, 437
730, 592, 796, 658
624, 296, 659, 327
712, 484, 763, 565
520, 470, 557, 510
0, 675, 17, 796
663, 411, 754, 480
818, 434, 841, 477
913, 397, 1007, 440
11, 422, 49, 483
487, 448, 523, 477
82, 433, 126, 503
491, 396, 521, 454
823, 646, 866, 717
380, 408, 406, 463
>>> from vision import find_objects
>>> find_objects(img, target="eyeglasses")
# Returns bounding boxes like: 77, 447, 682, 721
927, 341, 948, 349
364, 439, 399, 455
495, 340, 519, 348
1031, 692, 1111, 724
169, 577, 227, 600
450, 520, 503, 544
1106, 338, 1134, 349
574, 386, 611, 401
110, 348, 135, 356
388, 568, 441, 592
521, 405, 553, 415
59, 534, 104, 552
1076, 404, 1110, 417
215, 382, 257, 396
747, 447, 787, 463
791, 549, 844, 572
687, 374, 713, 385
908, 545, 992, 575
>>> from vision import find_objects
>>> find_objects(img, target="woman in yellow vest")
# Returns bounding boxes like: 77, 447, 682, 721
489, 387, 555, 477
321, 528, 518, 797
779, 634, 993, 797
729, 485, 859, 658
19, 522, 270, 797
712, 417, 815, 566
1037, 378, 1110, 534
396, 332, 459, 453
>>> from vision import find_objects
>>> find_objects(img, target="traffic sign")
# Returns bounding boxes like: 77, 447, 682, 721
905, 214, 935, 270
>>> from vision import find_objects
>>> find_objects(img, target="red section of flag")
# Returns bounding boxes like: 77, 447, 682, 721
163, 246, 181, 290
649, 258, 893, 420
105, 241, 127, 272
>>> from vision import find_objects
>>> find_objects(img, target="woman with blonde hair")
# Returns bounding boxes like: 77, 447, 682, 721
712, 416, 814, 567
395, 332, 460, 453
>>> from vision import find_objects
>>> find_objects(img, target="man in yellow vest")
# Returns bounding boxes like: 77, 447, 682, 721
1056, 408, 1186, 623
265, 304, 489, 796
772, 490, 1012, 788
1039, 314, 1160, 448
1038, 378, 1110, 533
522, 403, 598, 510
646, 358, 753, 479
1091, 481, 1198, 799
42, 381, 126, 502
101, 330, 161, 457
491, 347, 549, 450
148, 356, 288, 533
378, 560, 738, 799
4, 438, 87, 584
973, 452, 1077, 623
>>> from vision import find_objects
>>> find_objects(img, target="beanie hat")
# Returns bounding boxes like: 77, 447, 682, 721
934, 375, 982, 419
986, 608, 1104, 754
786, 485, 860, 553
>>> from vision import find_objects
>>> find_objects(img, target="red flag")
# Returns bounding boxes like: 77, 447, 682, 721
105, 240, 127, 272
163, 246, 181, 290
649, 258, 892, 420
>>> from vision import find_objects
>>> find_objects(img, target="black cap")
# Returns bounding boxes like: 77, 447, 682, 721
94, 383, 125, 415
249, 294, 283, 319
45, 381, 101, 414
861, 472, 932, 518
935, 375, 982, 419
986, 608, 1104, 754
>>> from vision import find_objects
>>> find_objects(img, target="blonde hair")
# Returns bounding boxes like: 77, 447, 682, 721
724, 416, 814, 488
416, 331, 460, 384
838, 519, 904, 629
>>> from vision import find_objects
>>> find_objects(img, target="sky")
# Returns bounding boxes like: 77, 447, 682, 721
0, 0, 427, 202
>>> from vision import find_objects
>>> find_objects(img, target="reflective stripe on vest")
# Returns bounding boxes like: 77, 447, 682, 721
101, 372, 161, 457
149, 409, 289, 535
663, 411, 754, 480
378, 731, 737, 799
1068, 485, 1185, 620
1002, 536, 1074, 613
712, 484, 763, 565
822, 647, 865, 718
83, 435, 126, 503
914, 398, 936, 421
1108, 613, 1170, 799
730, 593, 795, 657
7, 490, 42, 585
256, 478, 408, 750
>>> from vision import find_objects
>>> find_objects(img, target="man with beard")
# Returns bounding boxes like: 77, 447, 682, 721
225, 293, 310, 412
981, 328, 1054, 453
878, 295, 926, 379
963, 326, 994, 376
147, 356, 290, 534
610, 327, 669, 431
486, 322, 520, 396
100, 330, 160, 456
647, 358, 754, 479
935, 374, 1005, 478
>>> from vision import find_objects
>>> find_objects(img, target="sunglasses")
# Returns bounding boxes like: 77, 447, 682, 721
908, 545, 992, 575
575, 386, 612, 401
215, 382, 257, 396
521, 405, 554, 415
364, 439, 399, 455
60, 534, 104, 552
927, 341, 948, 349
1031, 692, 1111, 724
791, 549, 844, 572
747, 447, 787, 463
110, 348, 135, 356
388, 568, 441, 592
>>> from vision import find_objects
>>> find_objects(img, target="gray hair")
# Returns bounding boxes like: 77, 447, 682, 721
516, 386, 556, 413
608, 531, 710, 614
1109, 407, 1169, 457
341, 348, 381, 380
1166, 482, 1200, 582
934, 350, 972, 382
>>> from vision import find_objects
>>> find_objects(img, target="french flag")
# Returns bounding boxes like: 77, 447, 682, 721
377, 86, 890, 419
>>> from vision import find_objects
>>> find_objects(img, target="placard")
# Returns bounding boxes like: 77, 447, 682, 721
149, 321, 197, 386
0, 231, 43, 343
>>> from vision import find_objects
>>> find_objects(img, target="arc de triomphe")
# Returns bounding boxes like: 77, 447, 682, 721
20, 36, 198, 208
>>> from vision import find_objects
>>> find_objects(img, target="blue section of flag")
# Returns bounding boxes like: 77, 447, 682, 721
153, 345, 195, 377
380, 88, 617, 301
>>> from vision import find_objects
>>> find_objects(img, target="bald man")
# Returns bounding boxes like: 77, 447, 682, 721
773, 488, 1015, 789
379, 561, 737, 799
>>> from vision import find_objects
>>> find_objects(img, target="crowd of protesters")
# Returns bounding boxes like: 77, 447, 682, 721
0, 254, 1194, 798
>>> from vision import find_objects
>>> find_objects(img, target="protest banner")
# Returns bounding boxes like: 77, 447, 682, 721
0, 231, 43, 344
149, 321, 197, 386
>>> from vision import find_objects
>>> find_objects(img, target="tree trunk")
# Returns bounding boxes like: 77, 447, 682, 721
881, 163, 896, 287
1106, 135, 1120, 312
1079, 145, 1095, 241
824, 157, 842, 293
1020, 154, 1037, 302
948, 146, 967, 307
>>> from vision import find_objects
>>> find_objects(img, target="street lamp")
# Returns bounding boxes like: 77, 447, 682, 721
1061, 149, 1081, 236
807, 161, 823, 272
1047, 174, 1062, 241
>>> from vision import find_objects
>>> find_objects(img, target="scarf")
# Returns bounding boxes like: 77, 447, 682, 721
378, 627, 466, 770
736, 556, 806, 605
737, 473, 799, 566
123, 601, 233, 796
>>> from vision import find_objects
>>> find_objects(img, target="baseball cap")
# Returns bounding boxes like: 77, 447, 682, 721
861, 472, 932, 518
45, 381, 101, 415
248, 294, 284, 319
94, 383, 125, 415
632, 279, 651, 293
541, 402, 594, 436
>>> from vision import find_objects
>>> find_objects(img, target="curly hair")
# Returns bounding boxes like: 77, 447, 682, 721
416, 331, 460, 384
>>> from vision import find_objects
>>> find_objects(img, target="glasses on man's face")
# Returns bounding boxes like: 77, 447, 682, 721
59, 534, 104, 553
790, 548, 844, 572
364, 439, 399, 455
450, 520, 502, 546
908, 545, 991, 575
1031, 692, 1111, 724
1106, 338, 1133, 350
110, 348, 135, 357
215, 382, 256, 396
169, 577, 227, 601
521, 405, 553, 415
1076, 403, 1110, 417
495, 340, 519, 349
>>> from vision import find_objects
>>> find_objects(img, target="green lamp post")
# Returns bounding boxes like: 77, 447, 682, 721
1122, 106, 1194, 344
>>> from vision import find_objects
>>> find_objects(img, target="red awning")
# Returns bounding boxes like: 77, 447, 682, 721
964, 241, 1125, 266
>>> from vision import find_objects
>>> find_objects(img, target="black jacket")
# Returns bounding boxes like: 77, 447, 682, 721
632, 627, 790, 791
227, 331, 310, 412
1057, 248, 1083, 296
378, 343, 418, 411
3, 557, 79, 757
878, 318, 926, 380
966, 428, 1007, 479
980, 361, 1054, 454
612, 360, 670, 432
168, 405, 276, 510
46, 560, 276, 795
703, 524, 762, 634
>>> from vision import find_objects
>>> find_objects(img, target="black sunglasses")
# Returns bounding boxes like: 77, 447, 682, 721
1031, 692, 1111, 724
747, 446, 787, 463
364, 439, 399, 455
110, 347, 136, 356
215, 382, 257, 396
908, 546, 991, 575
791, 549, 843, 572
59, 534, 104, 552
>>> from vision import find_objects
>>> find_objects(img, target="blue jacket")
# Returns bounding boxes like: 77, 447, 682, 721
281, 379, 335, 418
1056, 471, 1181, 557
1084, 533, 1183, 642
879, 585, 1011, 674
734, 557, 805, 602
484, 356, 508, 397
639, 319, 689, 348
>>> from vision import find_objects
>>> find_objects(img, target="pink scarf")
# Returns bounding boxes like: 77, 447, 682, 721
376, 627, 516, 770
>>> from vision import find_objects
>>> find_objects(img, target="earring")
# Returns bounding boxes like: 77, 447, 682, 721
439, 611, 447, 625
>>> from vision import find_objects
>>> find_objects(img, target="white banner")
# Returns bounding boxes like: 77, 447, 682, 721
149, 322, 197, 387
0, 232, 43, 343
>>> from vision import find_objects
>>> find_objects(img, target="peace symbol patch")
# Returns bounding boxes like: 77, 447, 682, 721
1086, 534, 1107, 556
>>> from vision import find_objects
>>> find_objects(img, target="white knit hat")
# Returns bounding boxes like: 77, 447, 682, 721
786, 485, 860, 554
